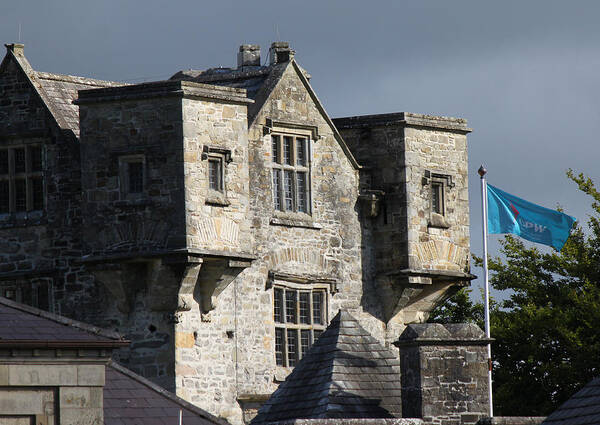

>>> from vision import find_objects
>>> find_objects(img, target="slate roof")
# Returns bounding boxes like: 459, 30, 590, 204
251, 310, 402, 424
104, 361, 228, 425
0, 296, 127, 347
35, 71, 123, 137
542, 378, 600, 425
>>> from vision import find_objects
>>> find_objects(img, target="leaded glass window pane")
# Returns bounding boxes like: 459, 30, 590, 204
0, 150, 8, 175
297, 137, 307, 166
14, 148, 26, 173
0, 181, 9, 213
285, 290, 297, 323
297, 172, 307, 213
15, 179, 26, 212
301, 329, 311, 357
31, 177, 44, 211
283, 136, 292, 165
313, 291, 324, 325
284, 170, 294, 211
272, 135, 280, 164
274, 288, 284, 323
30, 146, 43, 172
273, 169, 282, 210
208, 158, 222, 191
287, 329, 298, 367
299, 292, 310, 324
275, 327, 285, 366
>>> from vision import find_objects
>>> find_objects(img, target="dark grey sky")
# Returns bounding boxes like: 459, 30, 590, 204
3, 0, 599, 300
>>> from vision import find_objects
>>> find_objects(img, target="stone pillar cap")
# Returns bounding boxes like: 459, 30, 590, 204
239, 44, 260, 52
394, 323, 493, 347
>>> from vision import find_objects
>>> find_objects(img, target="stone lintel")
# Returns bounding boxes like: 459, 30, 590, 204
75, 80, 253, 105
267, 271, 338, 293
394, 323, 493, 348
333, 112, 472, 134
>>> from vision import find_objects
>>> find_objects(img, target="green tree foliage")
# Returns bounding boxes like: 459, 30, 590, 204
427, 287, 483, 325
429, 170, 600, 416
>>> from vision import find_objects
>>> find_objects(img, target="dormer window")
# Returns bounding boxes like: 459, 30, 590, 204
271, 133, 310, 214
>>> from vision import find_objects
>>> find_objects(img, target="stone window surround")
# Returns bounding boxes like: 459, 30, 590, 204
201, 145, 232, 207
0, 143, 44, 214
118, 154, 146, 199
423, 170, 454, 229
266, 121, 319, 227
267, 271, 336, 378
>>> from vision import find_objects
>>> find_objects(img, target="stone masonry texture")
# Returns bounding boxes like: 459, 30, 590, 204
0, 42, 475, 424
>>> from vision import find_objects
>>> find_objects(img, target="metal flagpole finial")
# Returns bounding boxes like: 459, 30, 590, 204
478, 165, 487, 178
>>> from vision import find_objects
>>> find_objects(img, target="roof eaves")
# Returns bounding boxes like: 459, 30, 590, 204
107, 360, 230, 425
0, 296, 126, 342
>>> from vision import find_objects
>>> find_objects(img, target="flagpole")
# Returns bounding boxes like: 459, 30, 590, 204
478, 165, 493, 417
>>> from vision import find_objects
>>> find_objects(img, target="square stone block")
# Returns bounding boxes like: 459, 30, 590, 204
77, 365, 105, 386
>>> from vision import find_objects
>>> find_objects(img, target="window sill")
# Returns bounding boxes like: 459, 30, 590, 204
270, 214, 322, 229
428, 213, 450, 229
205, 193, 230, 207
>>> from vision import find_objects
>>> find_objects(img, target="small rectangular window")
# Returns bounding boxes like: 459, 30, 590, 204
128, 162, 144, 193
0, 146, 44, 213
432, 181, 444, 215
208, 158, 223, 192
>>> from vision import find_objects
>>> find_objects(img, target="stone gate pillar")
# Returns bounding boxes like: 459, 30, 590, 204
395, 323, 492, 425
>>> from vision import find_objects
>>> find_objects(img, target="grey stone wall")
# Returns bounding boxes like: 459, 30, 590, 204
0, 45, 96, 320
395, 324, 492, 425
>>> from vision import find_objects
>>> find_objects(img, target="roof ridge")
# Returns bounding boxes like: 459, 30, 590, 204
35, 70, 124, 87
0, 296, 125, 341
107, 360, 230, 425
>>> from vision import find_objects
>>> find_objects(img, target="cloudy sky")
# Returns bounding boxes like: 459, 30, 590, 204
2, 0, 598, 300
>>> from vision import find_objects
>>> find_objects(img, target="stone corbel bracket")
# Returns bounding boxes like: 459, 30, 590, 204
266, 270, 338, 294
358, 190, 385, 218
195, 257, 253, 314
376, 268, 475, 323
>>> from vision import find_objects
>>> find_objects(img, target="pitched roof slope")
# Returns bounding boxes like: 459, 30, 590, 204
542, 378, 600, 425
35, 71, 123, 137
252, 310, 402, 424
104, 361, 228, 425
0, 296, 127, 347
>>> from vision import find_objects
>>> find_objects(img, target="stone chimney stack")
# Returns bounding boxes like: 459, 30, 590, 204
395, 323, 493, 425
269, 42, 295, 65
5, 43, 24, 56
237, 44, 261, 69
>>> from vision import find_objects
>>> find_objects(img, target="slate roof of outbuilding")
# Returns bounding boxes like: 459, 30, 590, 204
251, 310, 402, 425
0, 296, 126, 346
34, 71, 123, 137
104, 361, 228, 425
542, 378, 600, 425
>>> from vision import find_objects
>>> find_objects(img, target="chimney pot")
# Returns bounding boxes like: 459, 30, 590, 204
237, 44, 261, 69
269, 42, 295, 65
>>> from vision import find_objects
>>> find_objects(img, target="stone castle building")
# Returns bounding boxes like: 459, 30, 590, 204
0, 41, 473, 423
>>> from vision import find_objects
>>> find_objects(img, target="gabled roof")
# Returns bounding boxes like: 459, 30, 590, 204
171, 59, 360, 169
35, 71, 123, 137
104, 361, 228, 425
251, 310, 402, 424
542, 378, 600, 425
0, 296, 128, 348
1, 44, 123, 139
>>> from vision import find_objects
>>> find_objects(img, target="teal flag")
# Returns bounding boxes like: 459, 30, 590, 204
487, 184, 576, 251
